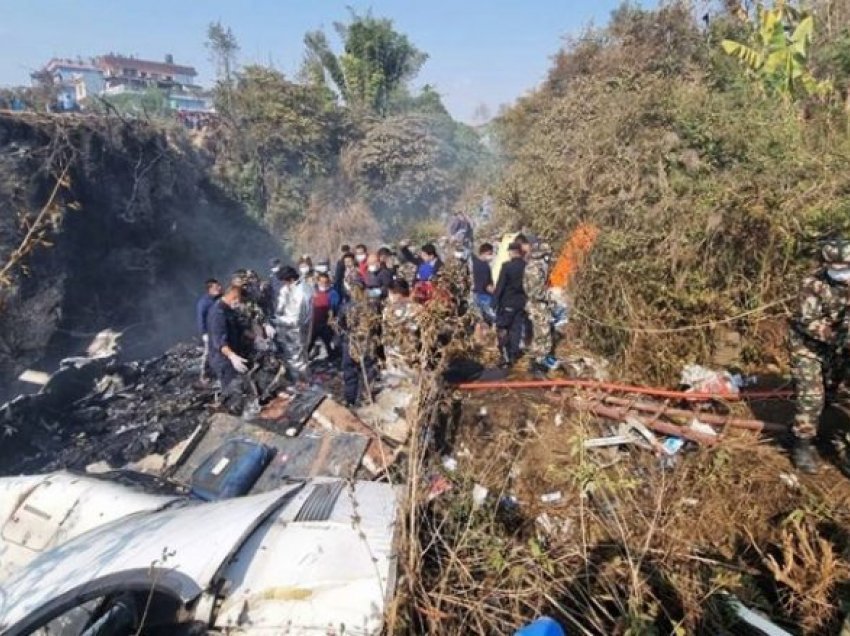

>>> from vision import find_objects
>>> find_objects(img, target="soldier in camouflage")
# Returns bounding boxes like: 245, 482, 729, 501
789, 238, 850, 473
518, 235, 556, 377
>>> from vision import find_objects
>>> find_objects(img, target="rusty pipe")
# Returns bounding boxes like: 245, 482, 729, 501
576, 394, 788, 434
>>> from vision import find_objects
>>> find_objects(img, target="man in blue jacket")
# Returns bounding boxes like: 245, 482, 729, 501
196, 278, 222, 382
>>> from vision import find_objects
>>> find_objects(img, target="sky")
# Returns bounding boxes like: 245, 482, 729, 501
0, 0, 657, 123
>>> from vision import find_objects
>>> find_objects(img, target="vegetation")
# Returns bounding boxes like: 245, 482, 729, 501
494, 0, 850, 382
210, 11, 490, 250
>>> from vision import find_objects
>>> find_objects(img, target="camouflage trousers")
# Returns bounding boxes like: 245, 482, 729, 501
790, 332, 850, 440
526, 301, 554, 360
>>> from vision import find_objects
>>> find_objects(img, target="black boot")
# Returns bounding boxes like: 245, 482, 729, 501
792, 438, 818, 474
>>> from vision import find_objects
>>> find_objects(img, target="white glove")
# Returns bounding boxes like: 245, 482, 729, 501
201, 334, 209, 345
263, 324, 276, 339
227, 352, 249, 374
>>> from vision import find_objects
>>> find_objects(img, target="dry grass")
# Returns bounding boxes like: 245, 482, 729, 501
392, 382, 850, 635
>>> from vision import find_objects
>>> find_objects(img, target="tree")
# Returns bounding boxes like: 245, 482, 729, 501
721, 1, 832, 98
206, 21, 240, 84
304, 10, 428, 115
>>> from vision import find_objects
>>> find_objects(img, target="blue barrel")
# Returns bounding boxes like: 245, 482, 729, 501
515, 617, 565, 636
190, 438, 275, 501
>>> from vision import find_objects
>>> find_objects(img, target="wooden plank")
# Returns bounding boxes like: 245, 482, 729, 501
311, 399, 396, 475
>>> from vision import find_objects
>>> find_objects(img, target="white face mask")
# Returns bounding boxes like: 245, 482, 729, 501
317, 285, 329, 292
299, 266, 310, 275
454, 251, 467, 260
316, 265, 328, 273
368, 264, 379, 272
355, 253, 367, 263
828, 268, 850, 283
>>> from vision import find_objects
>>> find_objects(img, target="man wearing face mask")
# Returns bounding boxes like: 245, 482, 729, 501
275, 266, 311, 382
789, 239, 850, 473
354, 244, 369, 278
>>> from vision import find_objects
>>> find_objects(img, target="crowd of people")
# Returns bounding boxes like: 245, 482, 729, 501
194, 211, 567, 409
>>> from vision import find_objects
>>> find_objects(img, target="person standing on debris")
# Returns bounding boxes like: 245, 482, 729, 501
309, 272, 340, 361
337, 282, 379, 407
275, 266, 311, 382
383, 279, 421, 373
788, 239, 850, 473
207, 281, 251, 391
196, 278, 223, 382
472, 243, 496, 325
377, 246, 398, 279
522, 237, 557, 377
492, 242, 527, 367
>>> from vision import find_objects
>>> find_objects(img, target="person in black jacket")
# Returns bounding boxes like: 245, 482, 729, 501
492, 242, 527, 367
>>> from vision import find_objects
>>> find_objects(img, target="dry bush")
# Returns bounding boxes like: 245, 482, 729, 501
494, 2, 850, 383
393, 385, 850, 635
764, 517, 848, 633
292, 185, 384, 259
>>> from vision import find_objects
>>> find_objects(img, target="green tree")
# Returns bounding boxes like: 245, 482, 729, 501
721, 1, 832, 98
304, 10, 428, 115
206, 21, 240, 84
213, 65, 346, 233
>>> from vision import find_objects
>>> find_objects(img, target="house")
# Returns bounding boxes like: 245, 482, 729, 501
33, 58, 105, 108
96, 54, 198, 94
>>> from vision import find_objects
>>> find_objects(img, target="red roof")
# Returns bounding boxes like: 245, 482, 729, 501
45, 58, 100, 73
96, 55, 196, 78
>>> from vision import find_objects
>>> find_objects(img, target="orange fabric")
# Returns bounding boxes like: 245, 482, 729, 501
548, 223, 599, 289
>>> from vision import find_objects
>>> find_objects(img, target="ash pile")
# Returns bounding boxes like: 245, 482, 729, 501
0, 341, 217, 476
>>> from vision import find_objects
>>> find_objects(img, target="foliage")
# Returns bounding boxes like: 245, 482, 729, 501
494, 0, 850, 382
304, 10, 428, 115
206, 21, 240, 84
343, 113, 486, 235
212, 65, 348, 235
97, 88, 172, 118
721, 1, 832, 99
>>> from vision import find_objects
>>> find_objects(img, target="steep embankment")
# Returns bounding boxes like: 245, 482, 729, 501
0, 112, 280, 394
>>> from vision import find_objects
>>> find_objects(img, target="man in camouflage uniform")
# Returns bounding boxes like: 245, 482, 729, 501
789, 239, 850, 473
518, 235, 556, 377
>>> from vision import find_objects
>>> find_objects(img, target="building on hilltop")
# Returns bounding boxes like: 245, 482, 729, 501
33, 58, 105, 110
31, 54, 213, 113
96, 53, 199, 95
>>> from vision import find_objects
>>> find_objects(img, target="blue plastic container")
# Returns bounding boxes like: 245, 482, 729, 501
515, 617, 565, 636
190, 438, 275, 501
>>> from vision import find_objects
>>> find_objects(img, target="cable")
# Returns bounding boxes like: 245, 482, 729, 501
454, 378, 795, 402
569, 296, 794, 335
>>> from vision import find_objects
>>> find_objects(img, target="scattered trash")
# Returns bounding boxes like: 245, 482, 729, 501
472, 484, 488, 508
561, 354, 610, 381
554, 412, 564, 427
427, 474, 453, 501
681, 497, 699, 507
680, 364, 739, 395
722, 592, 793, 636
688, 419, 719, 437
442, 456, 458, 472
779, 472, 800, 490
535, 512, 573, 542
662, 436, 685, 455
540, 491, 563, 504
